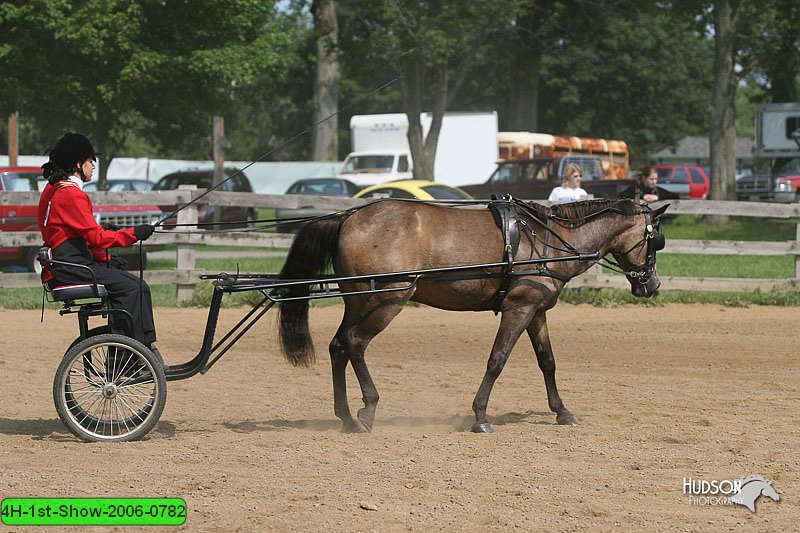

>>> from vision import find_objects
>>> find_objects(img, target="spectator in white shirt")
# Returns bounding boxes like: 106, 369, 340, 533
548, 163, 588, 202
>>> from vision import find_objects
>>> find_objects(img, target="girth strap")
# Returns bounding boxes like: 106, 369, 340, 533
488, 195, 520, 314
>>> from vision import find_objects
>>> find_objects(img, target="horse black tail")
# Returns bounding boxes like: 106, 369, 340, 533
278, 215, 346, 367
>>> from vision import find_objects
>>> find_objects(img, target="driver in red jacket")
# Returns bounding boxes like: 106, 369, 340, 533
38, 132, 158, 348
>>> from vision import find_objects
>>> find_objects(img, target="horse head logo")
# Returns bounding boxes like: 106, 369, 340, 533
730, 475, 780, 513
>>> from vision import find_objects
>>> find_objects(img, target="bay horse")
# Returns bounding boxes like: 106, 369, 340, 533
277, 198, 668, 433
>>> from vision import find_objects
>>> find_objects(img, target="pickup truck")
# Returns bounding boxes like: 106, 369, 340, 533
0, 166, 162, 272
735, 158, 800, 203
459, 155, 637, 200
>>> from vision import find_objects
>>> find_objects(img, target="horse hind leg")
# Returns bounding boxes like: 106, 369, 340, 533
329, 325, 364, 433
332, 293, 410, 433
526, 311, 576, 425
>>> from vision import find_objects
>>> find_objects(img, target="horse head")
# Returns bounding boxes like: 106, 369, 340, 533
608, 202, 668, 298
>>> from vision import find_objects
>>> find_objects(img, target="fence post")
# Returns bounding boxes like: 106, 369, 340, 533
796, 219, 800, 281
175, 185, 198, 302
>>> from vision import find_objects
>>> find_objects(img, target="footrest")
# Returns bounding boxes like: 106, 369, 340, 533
51, 284, 107, 301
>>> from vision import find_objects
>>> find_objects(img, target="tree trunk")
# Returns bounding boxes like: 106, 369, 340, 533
509, 57, 540, 131
311, 0, 339, 161
402, 55, 434, 181
708, 0, 740, 223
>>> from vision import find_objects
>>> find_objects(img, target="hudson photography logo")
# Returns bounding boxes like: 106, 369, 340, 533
682, 475, 780, 512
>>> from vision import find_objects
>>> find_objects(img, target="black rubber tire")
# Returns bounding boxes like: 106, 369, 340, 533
246, 208, 258, 228
24, 247, 42, 274
53, 334, 167, 442
67, 326, 112, 351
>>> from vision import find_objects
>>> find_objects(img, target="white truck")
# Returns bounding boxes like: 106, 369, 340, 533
736, 103, 800, 202
339, 112, 499, 188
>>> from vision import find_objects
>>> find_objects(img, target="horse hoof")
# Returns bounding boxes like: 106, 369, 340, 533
342, 419, 368, 434
556, 412, 577, 425
471, 423, 494, 434
356, 411, 374, 433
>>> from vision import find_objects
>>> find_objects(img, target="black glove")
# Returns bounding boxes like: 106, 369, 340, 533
133, 224, 155, 241
101, 222, 119, 231
108, 254, 128, 270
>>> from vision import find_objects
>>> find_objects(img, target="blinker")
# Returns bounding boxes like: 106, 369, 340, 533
652, 233, 665, 251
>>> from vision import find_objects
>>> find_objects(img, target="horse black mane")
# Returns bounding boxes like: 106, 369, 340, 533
522, 198, 641, 227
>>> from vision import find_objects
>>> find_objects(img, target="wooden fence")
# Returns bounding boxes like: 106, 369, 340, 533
2, 189, 800, 297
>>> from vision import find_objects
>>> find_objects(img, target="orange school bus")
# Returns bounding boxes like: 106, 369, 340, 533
498, 132, 630, 179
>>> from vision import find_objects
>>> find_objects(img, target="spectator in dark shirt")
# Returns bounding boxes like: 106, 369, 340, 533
618, 166, 678, 202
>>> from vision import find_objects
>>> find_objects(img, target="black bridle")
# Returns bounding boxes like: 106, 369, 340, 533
600, 208, 665, 285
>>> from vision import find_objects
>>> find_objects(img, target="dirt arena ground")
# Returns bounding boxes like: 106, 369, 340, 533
1, 303, 797, 531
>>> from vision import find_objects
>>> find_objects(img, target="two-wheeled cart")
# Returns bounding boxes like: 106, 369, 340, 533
45, 252, 598, 442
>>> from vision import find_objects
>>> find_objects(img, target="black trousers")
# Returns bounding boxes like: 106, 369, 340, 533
50, 262, 157, 346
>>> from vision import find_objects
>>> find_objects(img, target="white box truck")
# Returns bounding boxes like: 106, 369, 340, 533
339, 111, 499, 188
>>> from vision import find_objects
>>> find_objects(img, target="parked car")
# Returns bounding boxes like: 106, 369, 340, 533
653, 165, 710, 200
354, 180, 473, 200
152, 168, 257, 228
82, 179, 154, 192
0, 167, 161, 272
275, 178, 361, 233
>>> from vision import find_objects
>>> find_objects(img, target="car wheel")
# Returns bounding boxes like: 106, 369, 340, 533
246, 208, 257, 228
24, 247, 43, 275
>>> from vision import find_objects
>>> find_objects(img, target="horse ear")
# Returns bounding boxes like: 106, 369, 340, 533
651, 204, 669, 222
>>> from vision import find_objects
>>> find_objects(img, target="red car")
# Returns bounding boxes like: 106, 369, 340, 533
654, 165, 710, 200
0, 167, 162, 272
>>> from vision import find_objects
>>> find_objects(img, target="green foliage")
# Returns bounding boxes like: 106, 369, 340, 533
0, 0, 295, 162
1, 0, 798, 173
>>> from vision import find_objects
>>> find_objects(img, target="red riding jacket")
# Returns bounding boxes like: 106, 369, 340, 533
38, 179, 138, 282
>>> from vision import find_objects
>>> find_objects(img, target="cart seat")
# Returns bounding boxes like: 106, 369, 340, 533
51, 284, 108, 302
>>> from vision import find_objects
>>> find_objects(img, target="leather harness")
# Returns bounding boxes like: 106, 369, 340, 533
488, 195, 520, 314
488, 196, 578, 313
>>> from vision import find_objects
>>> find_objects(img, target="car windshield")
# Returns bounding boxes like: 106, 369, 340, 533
421, 185, 470, 199
341, 155, 394, 174
287, 180, 347, 195
487, 165, 517, 184
568, 159, 604, 181
155, 173, 213, 190
658, 168, 689, 184
1, 171, 39, 191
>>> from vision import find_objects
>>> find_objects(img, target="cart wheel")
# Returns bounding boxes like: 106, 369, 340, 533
67, 327, 164, 366
67, 326, 111, 350
53, 334, 167, 442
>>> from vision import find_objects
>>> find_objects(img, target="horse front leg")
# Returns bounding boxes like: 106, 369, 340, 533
471, 307, 534, 433
526, 311, 576, 425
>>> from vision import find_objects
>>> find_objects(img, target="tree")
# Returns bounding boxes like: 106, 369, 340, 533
451, 1, 714, 166
311, 0, 340, 161
708, 0, 741, 207
339, 0, 527, 181
0, 0, 292, 185
740, 0, 800, 104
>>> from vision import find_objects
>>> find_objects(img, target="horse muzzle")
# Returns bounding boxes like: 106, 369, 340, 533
630, 275, 660, 298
